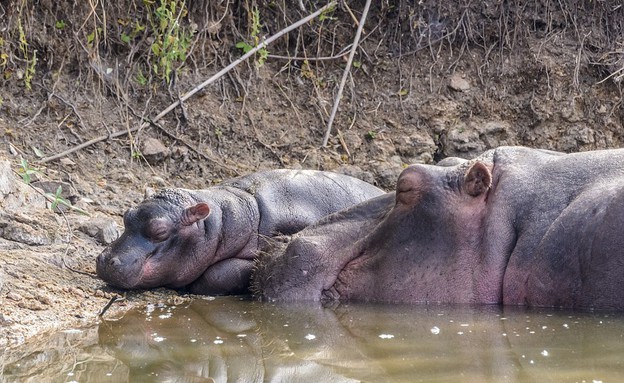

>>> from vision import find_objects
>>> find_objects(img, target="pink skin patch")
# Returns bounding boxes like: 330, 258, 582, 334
139, 258, 157, 287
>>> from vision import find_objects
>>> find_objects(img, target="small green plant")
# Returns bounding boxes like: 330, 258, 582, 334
235, 6, 268, 67
135, 68, 148, 86
120, 21, 146, 45
46, 185, 89, 215
48, 185, 68, 212
17, 158, 40, 184
131, 150, 143, 160
145, 0, 193, 84
55, 20, 66, 29
0, 37, 8, 77
86, 27, 103, 49
319, 4, 336, 21
18, 18, 37, 90
366, 130, 377, 140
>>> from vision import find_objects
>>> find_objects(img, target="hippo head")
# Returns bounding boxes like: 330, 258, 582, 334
254, 159, 496, 304
96, 189, 213, 290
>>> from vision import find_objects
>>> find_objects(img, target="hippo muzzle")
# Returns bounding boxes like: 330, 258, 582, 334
96, 234, 154, 290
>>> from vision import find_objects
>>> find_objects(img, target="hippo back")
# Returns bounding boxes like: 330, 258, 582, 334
224, 169, 385, 236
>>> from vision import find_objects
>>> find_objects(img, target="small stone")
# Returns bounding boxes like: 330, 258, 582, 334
443, 124, 485, 158
171, 145, 189, 160
140, 137, 170, 164
150, 176, 167, 187
18, 300, 46, 311
393, 131, 436, 159
7, 291, 23, 301
449, 73, 471, 91
0, 313, 13, 325
93, 289, 111, 298
417, 152, 434, 164
389, 155, 403, 165
370, 139, 397, 159
335, 165, 376, 185
78, 217, 119, 245
375, 162, 405, 190
31, 180, 73, 198
118, 173, 135, 184
2, 222, 52, 246
341, 131, 364, 152
59, 158, 76, 167
35, 293, 52, 305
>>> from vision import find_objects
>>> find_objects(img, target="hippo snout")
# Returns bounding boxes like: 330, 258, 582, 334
96, 249, 106, 267
96, 247, 142, 289
97, 254, 121, 268
96, 248, 113, 268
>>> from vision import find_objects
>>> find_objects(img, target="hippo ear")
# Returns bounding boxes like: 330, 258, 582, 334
463, 161, 492, 197
181, 203, 211, 226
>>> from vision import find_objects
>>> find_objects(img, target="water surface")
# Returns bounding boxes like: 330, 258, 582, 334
3, 297, 623, 382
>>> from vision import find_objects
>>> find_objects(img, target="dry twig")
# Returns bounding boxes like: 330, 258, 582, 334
322, 0, 372, 147
41, 1, 338, 163
99, 295, 124, 317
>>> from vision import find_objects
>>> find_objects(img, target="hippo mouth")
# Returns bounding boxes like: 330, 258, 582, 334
96, 247, 153, 290
319, 251, 372, 302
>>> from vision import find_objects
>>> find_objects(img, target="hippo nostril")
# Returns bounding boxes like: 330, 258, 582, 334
109, 257, 122, 267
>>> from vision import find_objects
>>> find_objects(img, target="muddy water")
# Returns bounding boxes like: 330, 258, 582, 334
3, 297, 624, 382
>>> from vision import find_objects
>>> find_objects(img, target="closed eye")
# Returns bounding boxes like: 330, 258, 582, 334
146, 218, 172, 242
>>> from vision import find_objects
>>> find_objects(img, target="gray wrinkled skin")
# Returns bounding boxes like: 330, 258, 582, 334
253, 146, 624, 310
96, 169, 384, 295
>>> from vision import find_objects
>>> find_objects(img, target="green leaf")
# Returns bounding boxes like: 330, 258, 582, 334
151, 43, 161, 56
87, 30, 97, 47
121, 33, 131, 44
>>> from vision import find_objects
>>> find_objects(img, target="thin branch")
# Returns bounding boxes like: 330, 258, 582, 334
41, 126, 141, 163
98, 295, 124, 317
145, 0, 338, 132
41, 1, 338, 164
322, 0, 372, 147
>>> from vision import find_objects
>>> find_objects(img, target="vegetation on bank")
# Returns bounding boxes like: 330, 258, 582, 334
0, 0, 622, 175
1, 1, 621, 97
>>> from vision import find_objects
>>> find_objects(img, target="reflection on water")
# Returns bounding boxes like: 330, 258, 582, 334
3, 297, 624, 382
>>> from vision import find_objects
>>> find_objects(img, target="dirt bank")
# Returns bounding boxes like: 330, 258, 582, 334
0, 0, 622, 349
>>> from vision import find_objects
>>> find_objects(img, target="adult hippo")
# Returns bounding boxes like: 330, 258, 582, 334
96, 169, 384, 295
253, 146, 624, 310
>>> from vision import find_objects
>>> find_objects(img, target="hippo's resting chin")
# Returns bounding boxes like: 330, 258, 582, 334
252, 146, 624, 311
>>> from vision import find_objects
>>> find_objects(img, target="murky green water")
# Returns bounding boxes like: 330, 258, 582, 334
3, 296, 624, 382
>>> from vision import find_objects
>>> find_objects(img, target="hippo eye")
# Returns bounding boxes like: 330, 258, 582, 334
145, 218, 172, 242
396, 177, 423, 206
396, 178, 413, 195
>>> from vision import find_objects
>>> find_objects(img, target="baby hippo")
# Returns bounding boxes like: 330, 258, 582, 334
96, 169, 384, 295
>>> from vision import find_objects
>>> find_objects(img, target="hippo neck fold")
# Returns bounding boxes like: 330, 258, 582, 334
193, 186, 261, 265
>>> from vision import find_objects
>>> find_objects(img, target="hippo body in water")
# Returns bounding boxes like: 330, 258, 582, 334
96, 169, 384, 295
253, 146, 624, 310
